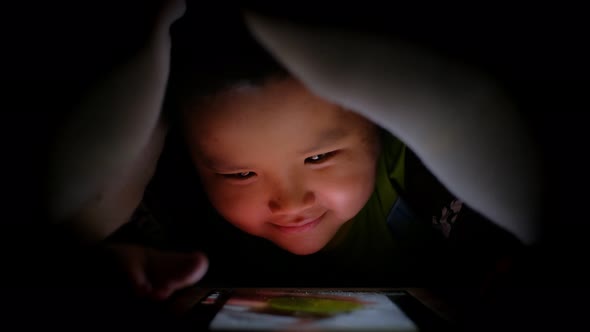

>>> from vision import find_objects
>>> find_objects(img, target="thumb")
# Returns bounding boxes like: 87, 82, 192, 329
168, 252, 209, 287
149, 251, 209, 300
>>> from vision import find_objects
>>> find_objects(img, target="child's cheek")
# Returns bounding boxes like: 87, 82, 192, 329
317, 169, 374, 221
208, 184, 270, 236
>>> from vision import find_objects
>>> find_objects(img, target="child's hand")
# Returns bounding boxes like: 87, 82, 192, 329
106, 244, 208, 300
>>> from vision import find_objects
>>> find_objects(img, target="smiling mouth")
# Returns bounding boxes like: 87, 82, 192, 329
271, 212, 326, 234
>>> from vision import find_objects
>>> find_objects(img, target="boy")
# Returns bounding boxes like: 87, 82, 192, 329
49, 2, 538, 299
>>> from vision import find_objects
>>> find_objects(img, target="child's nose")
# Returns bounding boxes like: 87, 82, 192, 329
268, 181, 315, 215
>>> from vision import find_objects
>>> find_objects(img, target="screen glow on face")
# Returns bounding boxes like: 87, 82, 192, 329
185, 78, 380, 255
208, 289, 417, 331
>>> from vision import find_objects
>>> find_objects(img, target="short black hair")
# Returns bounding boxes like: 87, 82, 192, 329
165, 3, 289, 116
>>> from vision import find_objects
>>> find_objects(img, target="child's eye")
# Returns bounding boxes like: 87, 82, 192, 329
222, 171, 256, 180
305, 152, 334, 164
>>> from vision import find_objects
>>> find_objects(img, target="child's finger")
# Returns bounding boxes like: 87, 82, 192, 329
106, 244, 154, 297
167, 252, 209, 287
148, 251, 209, 299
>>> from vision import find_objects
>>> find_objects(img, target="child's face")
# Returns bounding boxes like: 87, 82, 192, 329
183, 78, 380, 255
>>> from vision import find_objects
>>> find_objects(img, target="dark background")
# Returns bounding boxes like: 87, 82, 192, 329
1, 1, 588, 331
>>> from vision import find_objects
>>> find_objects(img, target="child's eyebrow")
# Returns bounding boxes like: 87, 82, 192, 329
206, 163, 251, 173
197, 152, 250, 172
298, 128, 349, 155
201, 157, 251, 172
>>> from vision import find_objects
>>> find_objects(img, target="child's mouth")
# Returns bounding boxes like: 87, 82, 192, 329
271, 212, 326, 234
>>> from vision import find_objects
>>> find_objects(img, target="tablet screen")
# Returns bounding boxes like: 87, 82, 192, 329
204, 289, 417, 331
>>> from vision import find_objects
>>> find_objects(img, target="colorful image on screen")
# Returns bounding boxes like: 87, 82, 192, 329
208, 289, 417, 331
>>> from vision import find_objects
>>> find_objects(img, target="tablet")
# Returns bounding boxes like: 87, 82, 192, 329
181, 288, 451, 332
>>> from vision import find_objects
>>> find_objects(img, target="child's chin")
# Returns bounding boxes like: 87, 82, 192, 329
278, 242, 325, 256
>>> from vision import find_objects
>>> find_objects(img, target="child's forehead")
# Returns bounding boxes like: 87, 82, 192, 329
185, 78, 354, 128
182, 78, 379, 157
